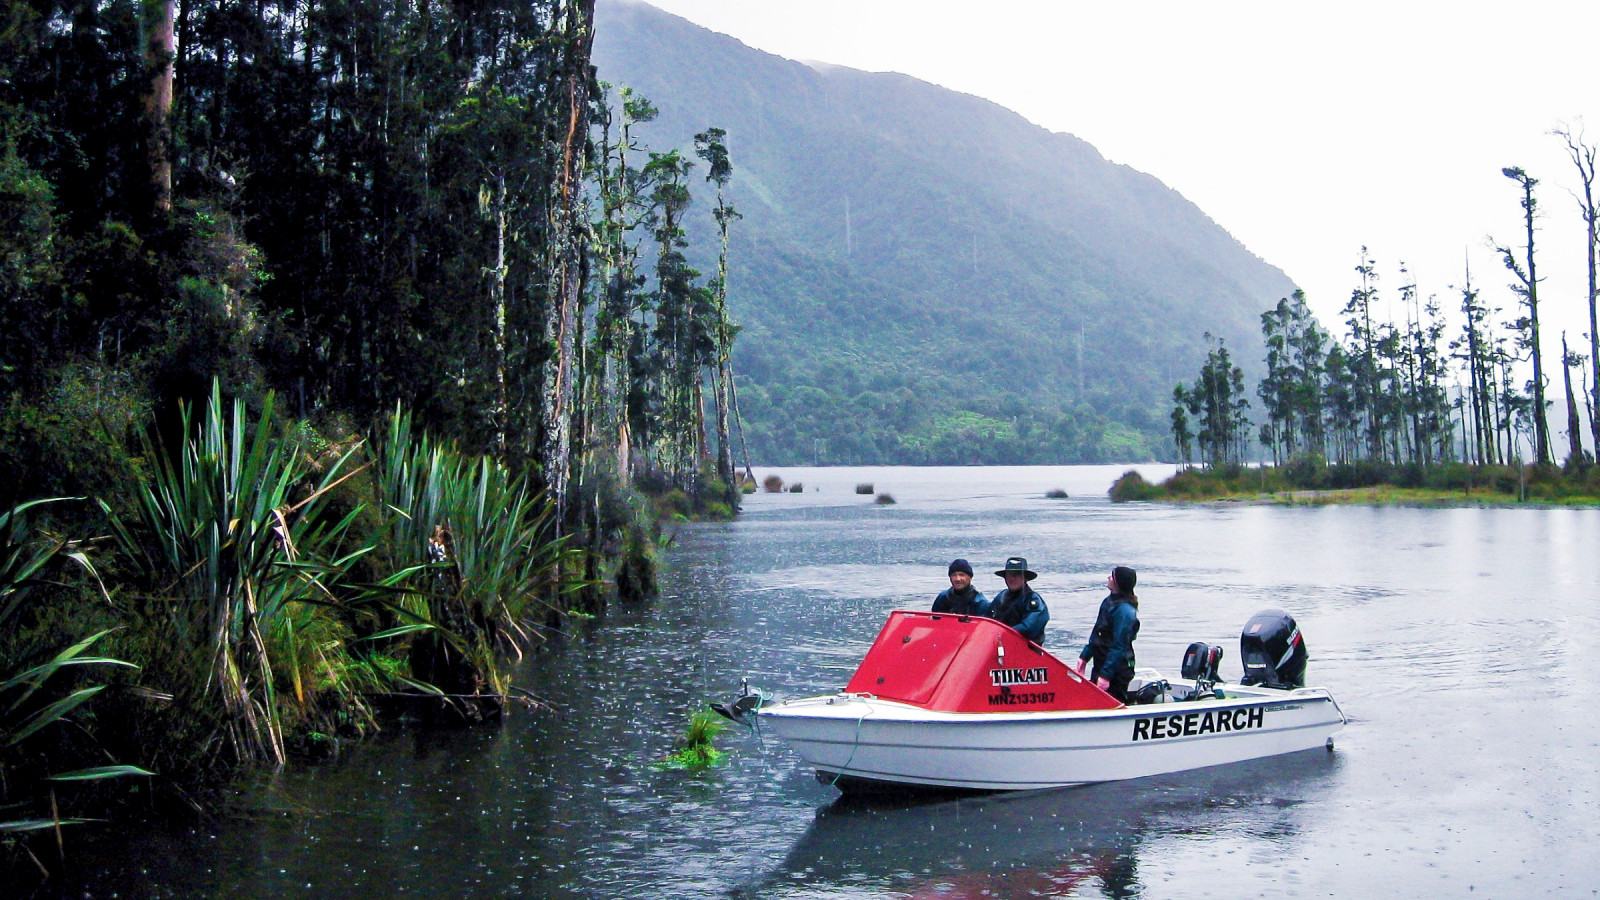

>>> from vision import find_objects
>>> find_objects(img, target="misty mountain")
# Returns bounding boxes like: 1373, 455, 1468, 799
593, 0, 1298, 464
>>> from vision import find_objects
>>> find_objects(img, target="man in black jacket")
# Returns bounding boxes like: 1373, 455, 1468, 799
987, 556, 1049, 644
932, 558, 989, 616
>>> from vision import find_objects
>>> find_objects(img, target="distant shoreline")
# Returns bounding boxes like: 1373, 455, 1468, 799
1109, 464, 1600, 508
1180, 486, 1599, 509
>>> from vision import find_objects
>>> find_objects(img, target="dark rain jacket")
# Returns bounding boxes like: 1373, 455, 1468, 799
1079, 593, 1139, 681
932, 586, 990, 617
987, 586, 1048, 645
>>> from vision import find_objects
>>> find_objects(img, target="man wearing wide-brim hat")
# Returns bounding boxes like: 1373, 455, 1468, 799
988, 556, 1049, 644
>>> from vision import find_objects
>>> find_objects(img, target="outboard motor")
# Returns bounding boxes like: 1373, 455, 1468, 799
1239, 609, 1308, 688
1181, 642, 1223, 682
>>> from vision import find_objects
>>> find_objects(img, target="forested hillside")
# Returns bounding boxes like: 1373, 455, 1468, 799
593, 0, 1300, 464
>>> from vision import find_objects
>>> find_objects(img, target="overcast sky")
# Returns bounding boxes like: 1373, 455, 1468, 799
638, 0, 1600, 371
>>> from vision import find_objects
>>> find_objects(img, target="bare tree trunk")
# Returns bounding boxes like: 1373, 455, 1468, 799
1563, 333, 1585, 466
142, 0, 175, 215
490, 173, 508, 453
729, 367, 755, 481
715, 356, 733, 499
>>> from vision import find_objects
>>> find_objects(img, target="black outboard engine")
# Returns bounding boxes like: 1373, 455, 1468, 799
1239, 609, 1308, 688
1180, 642, 1223, 682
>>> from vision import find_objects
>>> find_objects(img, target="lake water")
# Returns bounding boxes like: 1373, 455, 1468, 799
44, 466, 1600, 897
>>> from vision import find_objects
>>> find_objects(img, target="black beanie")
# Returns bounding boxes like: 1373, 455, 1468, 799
948, 558, 974, 576
1112, 565, 1137, 595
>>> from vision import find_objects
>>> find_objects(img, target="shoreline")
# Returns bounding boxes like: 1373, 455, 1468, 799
1164, 486, 1600, 508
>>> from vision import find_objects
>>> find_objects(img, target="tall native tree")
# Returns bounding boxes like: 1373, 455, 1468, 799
589, 84, 660, 484
694, 126, 742, 503
1452, 264, 1499, 464
642, 149, 715, 487
1177, 335, 1249, 469
1255, 290, 1329, 464
1169, 383, 1194, 470
1495, 166, 1552, 465
538, 0, 599, 524
1554, 125, 1599, 459
1343, 248, 1384, 461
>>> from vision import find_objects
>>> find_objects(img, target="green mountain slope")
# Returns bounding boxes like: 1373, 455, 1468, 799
594, 0, 1298, 464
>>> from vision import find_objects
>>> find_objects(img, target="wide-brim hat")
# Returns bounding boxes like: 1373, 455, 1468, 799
995, 556, 1037, 580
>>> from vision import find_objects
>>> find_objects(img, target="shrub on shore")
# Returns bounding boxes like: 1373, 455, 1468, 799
1107, 471, 1156, 502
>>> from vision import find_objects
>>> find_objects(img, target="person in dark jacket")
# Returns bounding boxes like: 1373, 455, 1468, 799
987, 556, 1049, 644
932, 558, 989, 616
1075, 566, 1141, 702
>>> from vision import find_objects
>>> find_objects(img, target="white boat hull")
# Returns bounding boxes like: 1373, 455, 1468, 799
760, 679, 1346, 792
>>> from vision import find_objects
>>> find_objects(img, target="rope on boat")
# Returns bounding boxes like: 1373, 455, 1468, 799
828, 696, 874, 787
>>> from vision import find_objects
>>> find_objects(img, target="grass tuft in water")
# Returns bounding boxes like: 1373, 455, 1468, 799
874, 492, 896, 505
662, 708, 727, 769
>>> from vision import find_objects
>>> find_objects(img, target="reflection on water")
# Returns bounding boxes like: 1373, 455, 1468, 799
39, 466, 1600, 897
739, 748, 1339, 899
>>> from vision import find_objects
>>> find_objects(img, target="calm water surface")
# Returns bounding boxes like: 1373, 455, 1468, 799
51, 466, 1600, 897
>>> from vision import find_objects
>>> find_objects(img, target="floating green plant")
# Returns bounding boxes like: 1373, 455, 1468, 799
662, 708, 727, 769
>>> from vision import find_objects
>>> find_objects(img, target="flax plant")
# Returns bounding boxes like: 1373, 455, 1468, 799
1, 499, 151, 857
100, 384, 365, 767
372, 409, 577, 698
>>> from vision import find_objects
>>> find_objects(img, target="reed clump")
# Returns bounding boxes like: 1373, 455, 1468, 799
874, 492, 896, 505
2, 382, 598, 868
370, 408, 580, 703
1045, 488, 1069, 499
762, 474, 784, 493
787, 482, 804, 493
854, 483, 874, 494
663, 708, 727, 769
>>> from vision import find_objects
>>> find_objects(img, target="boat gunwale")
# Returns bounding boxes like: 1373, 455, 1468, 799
760, 684, 1342, 726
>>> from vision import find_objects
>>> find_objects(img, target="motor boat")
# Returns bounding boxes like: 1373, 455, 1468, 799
750, 609, 1345, 793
